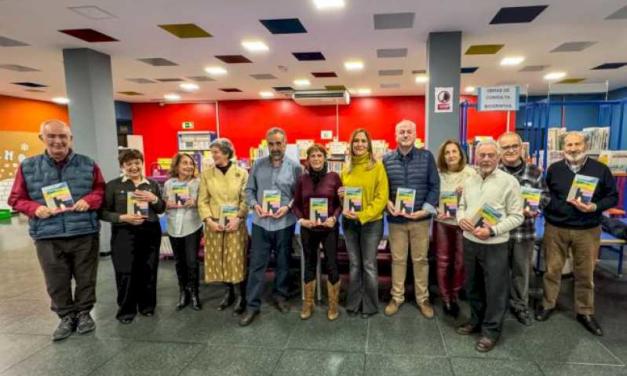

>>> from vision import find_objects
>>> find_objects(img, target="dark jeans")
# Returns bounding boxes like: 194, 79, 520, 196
169, 228, 202, 291
111, 222, 162, 320
300, 226, 339, 284
343, 218, 383, 315
463, 238, 509, 340
508, 238, 534, 312
245, 224, 294, 312
34, 233, 100, 318
434, 221, 465, 303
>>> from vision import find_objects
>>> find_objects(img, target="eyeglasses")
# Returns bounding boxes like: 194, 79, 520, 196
500, 144, 520, 152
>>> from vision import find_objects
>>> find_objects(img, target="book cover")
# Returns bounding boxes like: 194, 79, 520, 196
521, 187, 542, 212
395, 188, 416, 214
219, 204, 239, 227
127, 192, 149, 217
262, 189, 281, 214
170, 182, 190, 206
471, 203, 502, 228
566, 174, 599, 204
343, 187, 362, 212
309, 198, 329, 223
439, 191, 458, 217
41, 182, 74, 211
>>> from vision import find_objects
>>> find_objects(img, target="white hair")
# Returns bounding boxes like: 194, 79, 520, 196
395, 119, 416, 133
39, 119, 71, 136
476, 139, 500, 155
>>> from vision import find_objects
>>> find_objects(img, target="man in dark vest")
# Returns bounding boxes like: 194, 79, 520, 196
8, 119, 106, 341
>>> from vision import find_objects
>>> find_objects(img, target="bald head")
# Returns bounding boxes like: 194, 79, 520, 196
39, 119, 73, 161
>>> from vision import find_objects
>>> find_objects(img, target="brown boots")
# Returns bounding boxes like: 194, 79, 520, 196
300, 281, 316, 320
300, 280, 341, 321
327, 280, 340, 321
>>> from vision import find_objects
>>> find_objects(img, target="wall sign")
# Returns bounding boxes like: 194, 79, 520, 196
476, 86, 520, 111
434, 87, 453, 113
182, 121, 194, 129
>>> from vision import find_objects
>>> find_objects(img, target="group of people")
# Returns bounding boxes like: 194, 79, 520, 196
8, 118, 618, 353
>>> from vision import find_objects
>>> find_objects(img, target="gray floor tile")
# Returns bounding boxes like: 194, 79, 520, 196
600, 340, 627, 366
538, 362, 627, 376
208, 310, 298, 348
272, 349, 365, 376
0, 334, 50, 373
366, 312, 446, 356
364, 354, 453, 376
287, 312, 367, 352
180, 345, 282, 376
449, 357, 543, 376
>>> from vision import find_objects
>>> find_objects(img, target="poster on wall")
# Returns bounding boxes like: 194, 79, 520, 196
0, 131, 45, 210
435, 87, 453, 113
476, 85, 520, 111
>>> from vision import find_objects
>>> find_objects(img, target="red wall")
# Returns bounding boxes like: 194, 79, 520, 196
463, 95, 514, 141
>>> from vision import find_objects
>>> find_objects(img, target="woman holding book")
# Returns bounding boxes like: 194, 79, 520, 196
101, 149, 166, 324
339, 129, 389, 318
433, 140, 476, 317
163, 153, 203, 311
292, 144, 343, 320
198, 138, 249, 315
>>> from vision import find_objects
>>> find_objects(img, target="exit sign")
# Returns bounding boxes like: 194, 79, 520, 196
182, 121, 194, 129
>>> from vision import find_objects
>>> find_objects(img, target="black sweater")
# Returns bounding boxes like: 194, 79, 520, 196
544, 158, 618, 229
100, 177, 166, 226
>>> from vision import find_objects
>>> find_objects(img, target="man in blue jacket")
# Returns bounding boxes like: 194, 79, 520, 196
383, 120, 440, 318
8, 120, 105, 341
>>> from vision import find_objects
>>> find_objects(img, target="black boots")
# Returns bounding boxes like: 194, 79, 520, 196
217, 284, 235, 311
232, 282, 246, 316
190, 287, 202, 311
176, 289, 190, 311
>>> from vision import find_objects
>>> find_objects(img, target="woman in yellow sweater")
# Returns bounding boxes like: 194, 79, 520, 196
340, 129, 389, 318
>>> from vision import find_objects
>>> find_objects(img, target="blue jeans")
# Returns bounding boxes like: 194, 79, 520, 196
342, 219, 383, 314
245, 224, 294, 312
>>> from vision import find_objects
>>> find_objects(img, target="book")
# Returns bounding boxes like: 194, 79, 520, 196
343, 187, 363, 213
170, 182, 190, 206
262, 189, 281, 214
218, 204, 239, 227
566, 174, 599, 204
41, 182, 74, 211
309, 198, 329, 223
439, 191, 458, 217
521, 187, 542, 212
471, 203, 502, 229
394, 188, 416, 214
127, 192, 149, 217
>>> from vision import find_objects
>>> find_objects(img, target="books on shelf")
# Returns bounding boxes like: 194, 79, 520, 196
547, 127, 566, 151
521, 187, 542, 212
262, 189, 281, 214
328, 161, 344, 173
296, 140, 314, 160
218, 204, 239, 227
372, 140, 389, 160
42, 182, 74, 211
471, 203, 502, 228
567, 174, 598, 204
169, 182, 190, 206
439, 191, 458, 217
598, 150, 627, 174
582, 127, 610, 154
343, 187, 362, 213
394, 188, 415, 214
309, 198, 328, 223
535, 150, 563, 169
127, 192, 149, 217
327, 141, 348, 159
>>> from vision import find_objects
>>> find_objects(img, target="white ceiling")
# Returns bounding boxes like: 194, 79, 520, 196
0, 0, 626, 103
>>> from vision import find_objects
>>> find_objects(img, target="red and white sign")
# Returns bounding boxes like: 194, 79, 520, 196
435, 87, 453, 113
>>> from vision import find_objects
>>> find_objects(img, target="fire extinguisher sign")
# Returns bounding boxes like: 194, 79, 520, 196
434, 87, 453, 113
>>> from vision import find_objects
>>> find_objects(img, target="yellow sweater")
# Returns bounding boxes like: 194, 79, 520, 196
340, 154, 389, 224
198, 164, 249, 221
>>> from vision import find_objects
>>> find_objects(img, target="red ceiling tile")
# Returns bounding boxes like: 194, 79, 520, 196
59, 29, 118, 42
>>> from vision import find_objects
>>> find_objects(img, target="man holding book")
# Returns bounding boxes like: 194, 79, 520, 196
497, 132, 549, 326
382, 119, 440, 318
240, 127, 302, 326
8, 119, 105, 341
457, 140, 523, 352
535, 131, 618, 336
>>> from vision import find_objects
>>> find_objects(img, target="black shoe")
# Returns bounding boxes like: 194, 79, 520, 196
239, 310, 259, 327
76, 311, 96, 335
274, 299, 290, 314
176, 289, 190, 311
118, 317, 134, 325
535, 306, 554, 322
456, 322, 481, 335
190, 289, 202, 311
140, 311, 154, 317
443, 302, 460, 318
576, 314, 603, 336
217, 286, 235, 311
512, 308, 533, 326
52, 314, 76, 341
232, 296, 246, 316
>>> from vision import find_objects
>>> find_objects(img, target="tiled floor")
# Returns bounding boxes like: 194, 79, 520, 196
0, 216, 626, 375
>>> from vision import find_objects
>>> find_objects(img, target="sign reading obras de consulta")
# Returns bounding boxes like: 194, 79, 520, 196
477, 85, 520, 111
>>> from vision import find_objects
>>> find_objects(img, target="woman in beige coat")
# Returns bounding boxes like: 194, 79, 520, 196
198, 138, 249, 315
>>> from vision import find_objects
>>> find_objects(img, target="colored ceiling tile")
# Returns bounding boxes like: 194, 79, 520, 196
273, 86, 294, 92
220, 88, 242, 92
0, 64, 39, 72
378, 69, 403, 76
519, 65, 548, 72
551, 41, 596, 52
411, 69, 426, 74
312, 72, 337, 78
0, 36, 29, 47
127, 78, 157, 83
377, 48, 408, 58
260, 18, 307, 34
373, 12, 415, 30
137, 58, 178, 66
215, 55, 252, 64
158, 23, 212, 38
465, 44, 504, 55
12, 82, 47, 88
59, 28, 118, 42
118, 91, 144, 96
250, 74, 278, 80
606, 5, 627, 20
461, 67, 479, 74
592, 62, 627, 70
380, 83, 401, 89
156, 78, 184, 82
325, 85, 346, 91
490, 5, 548, 24
25, 89, 45, 92
187, 76, 215, 82
293, 52, 325, 61
557, 78, 585, 84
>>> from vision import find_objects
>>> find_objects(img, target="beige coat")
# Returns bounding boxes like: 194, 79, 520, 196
198, 164, 249, 221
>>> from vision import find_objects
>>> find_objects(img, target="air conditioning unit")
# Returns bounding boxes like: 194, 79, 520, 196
292, 90, 350, 106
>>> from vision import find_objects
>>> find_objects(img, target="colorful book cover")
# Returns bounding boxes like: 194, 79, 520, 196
471, 203, 502, 228
566, 174, 599, 204
343, 187, 363, 213
41, 182, 74, 211
439, 191, 458, 217
395, 188, 416, 214
127, 192, 149, 217
309, 198, 329, 223
170, 182, 190, 206
219, 204, 239, 227
262, 190, 281, 214
521, 187, 542, 212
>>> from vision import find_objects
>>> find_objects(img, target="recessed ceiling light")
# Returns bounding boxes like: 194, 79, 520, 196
164, 93, 181, 101
465, 86, 476, 93
52, 97, 70, 105
414, 74, 429, 83
356, 88, 371, 95
242, 40, 269, 52
544, 71, 566, 80
313, 0, 345, 10
500, 56, 525, 66
204, 66, 227, 75
259, 91, 274, 98
294, 79, 311, 87
344, 60, 364, 71
179, 83, 199, 91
